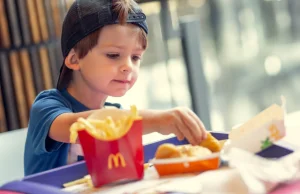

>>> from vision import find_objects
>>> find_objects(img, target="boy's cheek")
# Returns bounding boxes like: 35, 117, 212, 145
130, 75, 138, 87
131, 78, 137, 86
132, 69, 139, 79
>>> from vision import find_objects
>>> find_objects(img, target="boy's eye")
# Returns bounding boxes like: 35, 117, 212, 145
106, 53, 120, 59
132, 55, 141, 61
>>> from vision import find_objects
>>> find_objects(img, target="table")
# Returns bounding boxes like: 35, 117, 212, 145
1, 112, 299, 194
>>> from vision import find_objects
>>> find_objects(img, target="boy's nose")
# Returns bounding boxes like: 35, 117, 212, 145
121, 58, 133, 72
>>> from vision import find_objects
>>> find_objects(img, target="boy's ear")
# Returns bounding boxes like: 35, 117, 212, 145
64, 49, 80, 70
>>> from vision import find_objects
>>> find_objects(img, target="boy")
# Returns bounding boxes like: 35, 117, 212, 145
24, 0, 207, 176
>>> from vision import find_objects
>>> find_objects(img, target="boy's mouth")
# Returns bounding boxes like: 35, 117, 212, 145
113, 79, 131, 84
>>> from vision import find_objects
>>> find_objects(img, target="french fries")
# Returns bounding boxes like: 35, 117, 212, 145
63, 175, 92, 188
69, 105, 141, 143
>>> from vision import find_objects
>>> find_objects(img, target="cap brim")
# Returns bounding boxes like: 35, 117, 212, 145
57, 63, 72, 90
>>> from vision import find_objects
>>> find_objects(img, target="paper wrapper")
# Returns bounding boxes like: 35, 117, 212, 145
227, 98, 287, 153
77, 109, 144, 188
228, 148, 300, 194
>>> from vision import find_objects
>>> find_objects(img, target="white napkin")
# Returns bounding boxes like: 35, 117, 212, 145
227, 148, 300, 194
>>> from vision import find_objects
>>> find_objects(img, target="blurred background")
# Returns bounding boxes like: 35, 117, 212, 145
1, 0, 300, 133
0, 0, 300, 186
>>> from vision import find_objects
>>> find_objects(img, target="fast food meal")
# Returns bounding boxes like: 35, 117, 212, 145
69, 105, 141, 143
154, 131, 222, 160
151, 142, 221, 176
199, 132, 222, 152
155, 143, 212, 159
66, 106, 224, 187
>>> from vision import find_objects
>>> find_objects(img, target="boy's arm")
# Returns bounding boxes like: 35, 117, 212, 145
49, 109, 161, 143
139, 109, 162, 135
49, 107, 207, 145
49, 110, 94, 143
139, 108, 207, 145
50, 109, 141, 143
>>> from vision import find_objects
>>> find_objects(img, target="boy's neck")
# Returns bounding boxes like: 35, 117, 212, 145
66, 83, 107, 110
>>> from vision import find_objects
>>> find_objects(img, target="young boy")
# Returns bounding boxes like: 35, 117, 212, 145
24, 0, 207, 176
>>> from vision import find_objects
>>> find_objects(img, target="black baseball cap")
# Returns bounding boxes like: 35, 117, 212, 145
57, 0, 148, 90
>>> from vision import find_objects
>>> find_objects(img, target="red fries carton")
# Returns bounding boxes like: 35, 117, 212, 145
70, 107, 144, 188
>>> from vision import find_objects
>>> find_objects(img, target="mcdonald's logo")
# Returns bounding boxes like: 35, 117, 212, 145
108, 153, 126, 169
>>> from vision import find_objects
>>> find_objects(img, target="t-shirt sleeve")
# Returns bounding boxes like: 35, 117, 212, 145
28, 91, 72, 155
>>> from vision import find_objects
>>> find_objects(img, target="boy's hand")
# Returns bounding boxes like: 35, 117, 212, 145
148, 107, 207, 145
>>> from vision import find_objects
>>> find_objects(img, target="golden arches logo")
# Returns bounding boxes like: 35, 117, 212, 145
108, 153, 126, 169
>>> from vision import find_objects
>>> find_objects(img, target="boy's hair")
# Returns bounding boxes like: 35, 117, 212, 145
74, 0, 148, 59
57, 0, 148, 90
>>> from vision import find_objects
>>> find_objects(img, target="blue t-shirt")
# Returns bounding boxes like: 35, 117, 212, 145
24, 89, 121, 176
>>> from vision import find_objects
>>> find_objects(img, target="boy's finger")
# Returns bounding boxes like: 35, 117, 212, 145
181, 111, 203, 144
174, 128, 184, 141
177, 115, 197, 145
187, 110, 207, 140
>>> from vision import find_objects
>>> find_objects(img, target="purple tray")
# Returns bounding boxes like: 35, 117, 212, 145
1, 132, 294, 191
